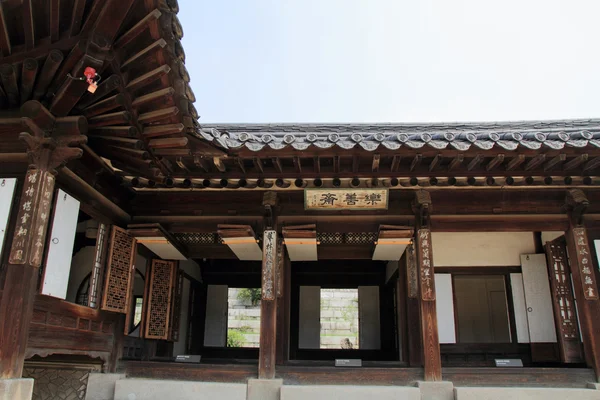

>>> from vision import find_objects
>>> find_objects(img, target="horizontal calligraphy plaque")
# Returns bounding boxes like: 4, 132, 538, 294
305, 188, 388, 210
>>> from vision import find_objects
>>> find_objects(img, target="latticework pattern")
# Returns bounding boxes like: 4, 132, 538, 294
318, 232, 377, 245
146, 260, 175, 340
102, 227, 135, 313
173, 232, 219, 245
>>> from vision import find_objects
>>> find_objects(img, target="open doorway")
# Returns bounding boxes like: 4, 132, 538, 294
320, 289, 359, 349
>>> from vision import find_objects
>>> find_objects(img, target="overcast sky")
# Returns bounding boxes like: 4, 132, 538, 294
179, 0, 600, 123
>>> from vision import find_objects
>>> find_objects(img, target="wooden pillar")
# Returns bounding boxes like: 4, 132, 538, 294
413, 191, 442, 381
405, 245, 423, 367
259, 192, 278, 379
563, 189, 600, 381
276, 248, 291, 365
0, 101, 86, 378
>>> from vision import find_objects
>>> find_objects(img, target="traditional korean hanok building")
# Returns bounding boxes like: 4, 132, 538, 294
1, 2, 600, 400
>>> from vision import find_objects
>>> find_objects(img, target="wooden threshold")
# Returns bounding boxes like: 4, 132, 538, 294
121, 361, 595, 388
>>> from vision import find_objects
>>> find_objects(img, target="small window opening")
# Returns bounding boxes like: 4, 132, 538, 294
227, 288, 261, 348
320, 289, 359, 349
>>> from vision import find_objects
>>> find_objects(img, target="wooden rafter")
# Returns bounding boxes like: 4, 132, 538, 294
254, 157, 264, 174
334, 155, 340, 173
583, 156, 600, 172
429, 154, 442, 172
22, 0, 34, 50
544, 154, 566, 171
0, 3, 11, 56
390, 155, 401, 172
352, 155, 359, 173
272, 157, 283, 174
372, 154, 380, 172
213, 157, 226, 172
50, 0, 61, 42
237, 158, 246, 174
467, 154, 484, 171
448, 154, 464, 171
564, 154, 589, 170
486, 154, 504, 171
525, 154, 546, 171
70, 0, 86, 36
293, 156, 302, 173
314, 156, 320, 174
506, 154, 526, 171
410, 154, 422, 172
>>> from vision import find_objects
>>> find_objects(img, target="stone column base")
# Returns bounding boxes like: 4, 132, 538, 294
85, 373, 125, 400
247, 379, 283, 400
587, 382, 600, 390
416, 381, 454, 400
0, 378, 34, 400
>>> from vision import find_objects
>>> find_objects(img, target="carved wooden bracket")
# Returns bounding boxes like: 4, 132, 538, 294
565, 189, 589, 226
20, 101, 87, 173
413, 190, 432, 229
263, 191, 279, 229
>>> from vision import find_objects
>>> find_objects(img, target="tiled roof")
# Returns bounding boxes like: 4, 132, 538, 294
199, 119, 600, 152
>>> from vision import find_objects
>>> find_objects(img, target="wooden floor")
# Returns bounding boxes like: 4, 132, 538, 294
121, 361, 595, 388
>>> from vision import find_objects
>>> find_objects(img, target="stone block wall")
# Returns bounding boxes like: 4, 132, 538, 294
320, 289, 359, 349
228, 288, 261, 347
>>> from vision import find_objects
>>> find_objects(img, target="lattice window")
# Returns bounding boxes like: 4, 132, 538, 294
144, 259, 177, 340
172, 232, 219, 245
101, 226, 136, 314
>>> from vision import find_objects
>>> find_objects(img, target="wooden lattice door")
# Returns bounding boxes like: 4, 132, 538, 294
545, 236, 584, 363
101, 226, 137, 314
143, 259, 180, 341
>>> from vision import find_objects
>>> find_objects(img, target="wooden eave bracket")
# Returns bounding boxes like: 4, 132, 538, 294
127, 222, 188, 259
282, 224, 318, 261
372, 224, 413, 261
217, 224, 262, 260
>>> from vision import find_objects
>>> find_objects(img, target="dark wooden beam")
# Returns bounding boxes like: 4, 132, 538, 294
254, 157, 264, 174
414, 191, 442, 381
564, 154, 589, 171
69, 0, 87, 36
33, 50, 64, 100
125, 65, 171, 92
121, 39, 167, 69
77, 74, 123, 109
138, 107, 179, 124
372, 154, 381, 172
293, 156, 302, 174
334, 155, 340, 174
237, 158, 246, 174
0, 4, 11, 56
20, 59, 38, 104
410, 154, 422, 172
391, 155, 401, 172
506, 154, 526, 171
50, 0, 61, 42
467, 154, 484, 171
142, 123, 184, 138
314, 156, 321, 174
583, 156, 600, 172
213, 157, 226, 173
272, 157, 283, 174
115, 9, 162, 48
486, 154, 504, 171
429, 154, 441, 172
544, 154, 566, 171
92, 0, 137, 44
352, 156, 359, 173
447, 154, 463, 171
0, 64, 19, 107
22, 0, 34, 50
194, 156, 210, 172
525, 154, 546, 171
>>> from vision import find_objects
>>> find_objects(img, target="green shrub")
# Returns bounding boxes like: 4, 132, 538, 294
227, 329, 245, 347
237, 288, 261, 306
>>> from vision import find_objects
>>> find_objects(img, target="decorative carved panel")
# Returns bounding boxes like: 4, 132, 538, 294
416, 228, 435, 301
144, 259, 177, 340
101, 226, 136, 314
545, 237, 584, 363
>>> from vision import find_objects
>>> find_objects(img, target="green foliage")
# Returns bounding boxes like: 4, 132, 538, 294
227, 329, 245, 347
237, 288, 261, 306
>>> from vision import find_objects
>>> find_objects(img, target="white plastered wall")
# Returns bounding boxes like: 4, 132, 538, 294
435, 274, 456, 344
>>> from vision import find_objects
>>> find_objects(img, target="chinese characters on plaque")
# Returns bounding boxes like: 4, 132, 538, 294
262, 229, 277, 301
406, 244, 418, 299
546, 242, 579, 339
416, 228, 435, 301
9, 169, 55, 267
305, 189, 388, 210
572, 228, 598, 300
